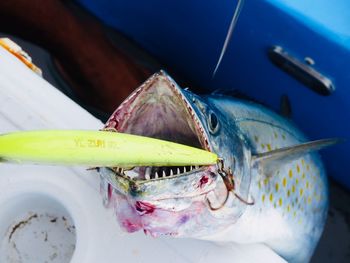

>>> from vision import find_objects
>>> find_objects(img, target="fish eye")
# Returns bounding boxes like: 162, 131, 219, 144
208, 111, 219, 134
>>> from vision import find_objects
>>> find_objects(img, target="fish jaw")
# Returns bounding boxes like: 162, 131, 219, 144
105, 70, 211, 150
103, 70, 218, 190
99, 71, 233, 237
99, 164, 228, 237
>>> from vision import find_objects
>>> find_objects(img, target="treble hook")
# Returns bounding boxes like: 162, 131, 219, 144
206, 159, 254, 211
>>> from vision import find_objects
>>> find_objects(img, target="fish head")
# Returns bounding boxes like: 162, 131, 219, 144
100, 71, 251, 238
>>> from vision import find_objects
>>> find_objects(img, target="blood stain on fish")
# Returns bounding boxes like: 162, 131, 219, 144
199, 176, 209, 188
135, 201, 155, 215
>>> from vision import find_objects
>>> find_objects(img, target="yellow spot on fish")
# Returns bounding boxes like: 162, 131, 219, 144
261, 143, 266, 149
262, 194, 265, 202
283, 177, 287, 187
306, 164, 310, 171
275, 183, 279, 192
254, 136, 259, 143
295, 197, 299, 204
264, 178, 269, 186
306, 181, 309, 189
293, 211, 297, 217
296, 178, 299, 185
297, 165, 300, 173
289, 169, 293, 178
287, 205, 290, 212
308, 197, 312, 204
258, 181, 262, 189
292, 185, 296, 193
269, 193, 274, 202
267, 144, 272, 151
279, 198, 282, 206
287, 190, 291, 197
302, 173, 306, 179
300, 188, 304, 196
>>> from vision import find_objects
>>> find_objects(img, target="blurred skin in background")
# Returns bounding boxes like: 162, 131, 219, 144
0, 0, 151, 114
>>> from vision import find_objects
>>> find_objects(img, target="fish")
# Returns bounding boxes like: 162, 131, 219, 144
99, 71, 337, 263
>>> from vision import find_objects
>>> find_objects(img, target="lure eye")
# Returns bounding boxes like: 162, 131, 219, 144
208, 111, 219, 134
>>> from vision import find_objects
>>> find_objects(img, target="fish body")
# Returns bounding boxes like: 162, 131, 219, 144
100, 71, 329, 263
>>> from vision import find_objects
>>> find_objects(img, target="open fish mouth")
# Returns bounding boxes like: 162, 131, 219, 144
104, 71, 213, 183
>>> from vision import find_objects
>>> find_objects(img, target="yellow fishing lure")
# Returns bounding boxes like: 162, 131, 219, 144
0, 130, 218, 167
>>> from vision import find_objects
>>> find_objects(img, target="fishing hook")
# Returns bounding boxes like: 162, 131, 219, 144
234, 193, 255, 206
206, 159, 254, 211
206, 185, 230, 211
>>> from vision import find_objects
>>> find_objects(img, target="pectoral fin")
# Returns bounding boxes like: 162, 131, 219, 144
251, 138, 341, 175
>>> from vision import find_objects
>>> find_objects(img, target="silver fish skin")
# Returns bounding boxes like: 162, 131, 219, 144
99, 71, 329, 263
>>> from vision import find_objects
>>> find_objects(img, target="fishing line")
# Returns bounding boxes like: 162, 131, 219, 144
212, 0, 245, 77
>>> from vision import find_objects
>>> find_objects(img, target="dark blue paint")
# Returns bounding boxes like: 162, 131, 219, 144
77, 0, 350, 189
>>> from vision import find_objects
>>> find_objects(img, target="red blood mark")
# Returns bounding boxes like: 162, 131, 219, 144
199, 176, 209, 188
122, 220, 141, 233
135, 201, 155, 215
107, 184, 112, 200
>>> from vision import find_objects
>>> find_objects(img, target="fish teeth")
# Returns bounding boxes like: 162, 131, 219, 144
145, 167, 151, 180
118, 165, 201, 180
